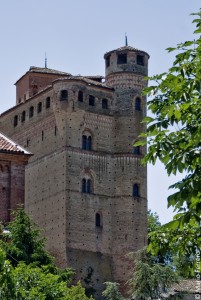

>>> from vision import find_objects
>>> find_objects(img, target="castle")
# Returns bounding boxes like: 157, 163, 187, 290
0, 44, 149, 298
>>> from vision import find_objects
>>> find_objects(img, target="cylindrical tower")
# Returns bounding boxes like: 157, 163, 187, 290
104, 45, 149, 90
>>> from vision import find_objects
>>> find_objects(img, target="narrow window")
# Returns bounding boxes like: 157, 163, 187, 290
89, 95, 95, 106
42, 131, 44, 141
95, 213, 101, 227
134, 146, 140, 155
106, 55, 110, 67
29, 106, 34, 118
46, 97, 51, 108
14, 115, 18, 127
86, 136, 92, 151
102, 99, 108, 109
137, 55, 144, 66
82, 135, 87, 150
135, 97, 141, 111
55, 126, 57, 136
78, 91, 83, 102
117, 53, 127, 64
21, 111, 26, 122
60, 90, 68, 101
87, 179, 91, 194
133, 184, 140, 197
37, 102, 42, 113
82, 178, 86, 193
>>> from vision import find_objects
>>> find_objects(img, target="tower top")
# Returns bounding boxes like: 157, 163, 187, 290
45, 52, 47, 68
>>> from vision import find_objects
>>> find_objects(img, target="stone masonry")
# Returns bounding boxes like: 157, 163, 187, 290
0, 45, 149, 299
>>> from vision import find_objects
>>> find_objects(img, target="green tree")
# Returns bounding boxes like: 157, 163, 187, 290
1, 208, 53, 266
136, 10, 201, 271
102, 282, 124, 300
128, 249, 178, 300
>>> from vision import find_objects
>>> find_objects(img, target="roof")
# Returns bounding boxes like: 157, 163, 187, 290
0, 132, 32, 155
104, 45, 149, 58
15, 66, 71, 85
53, 76, 114, 90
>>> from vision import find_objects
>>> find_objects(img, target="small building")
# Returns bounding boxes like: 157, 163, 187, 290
0, 132, 32, 223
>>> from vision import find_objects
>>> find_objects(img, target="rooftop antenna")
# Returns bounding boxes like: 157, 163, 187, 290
125, 33, 128, 46
45, 52, 47, 68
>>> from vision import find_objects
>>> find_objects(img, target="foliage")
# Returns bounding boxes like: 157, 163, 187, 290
128, 249, 178, 300
1, 208, 53, 267
102, 282, 124, 300
136, 10, 201, 272
0, 208, 93, 299
147, 209, 161, 234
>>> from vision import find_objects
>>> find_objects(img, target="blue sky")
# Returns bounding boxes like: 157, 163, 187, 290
0, 0, 200, 223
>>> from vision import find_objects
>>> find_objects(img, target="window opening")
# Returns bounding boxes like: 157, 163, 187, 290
87, 179, 91, 194
37, 102, 42, 113
46, 97, 50, 108
117, 53, 127, 64
133, 184, 140, 197
29, 106, 34, 118
137, 55, 144, 66
134, 146, 140, 155
95, 213, 101, 227
14, 115, 18, 127
102, 99, 108, 109
82, 178, 86, 193
89, 95, 95, 106
78, 91, 83, 102
21, 111, 26, 122
60, 90, 68, 101
135, 97, 141, 111
106, 56, 110, 67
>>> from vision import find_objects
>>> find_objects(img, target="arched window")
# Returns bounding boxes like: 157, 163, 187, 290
133, 183, 140, 197
29, 106, 34, 118
133, 146, 140, 155
37, 102, 42, 113
87, 179, 91, 194
21, 111, 26, 122
86, 136, 92, 150
95, 213, 102, 227
135, 97, 141, 111
82, 135, 87, 149
82, 178, 86, 193
82, 134, 92, 150
78, 91, 83, 102
82, 178, 92, 194
102, 98, 108, 109
46, 97, 51, 108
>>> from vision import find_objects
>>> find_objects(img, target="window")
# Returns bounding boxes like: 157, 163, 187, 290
102, 99, 108, 109
78, 91, 83, 102
82, 178, 92, 194
89, 95, 95, 106
60, 90, 68, 101
137, 55, 144, 66
117, 53, 127, 64
135, 97, 141, 111
82, 135, 92, 150
46, 97, 51, 108
14, 115, 18, 127
95, 213, 102, 227
106, 55, 110, 67
37, 102, 42, 113
133, 146, 140, 155
29, 106, 34, 118
133, 183, 140, 197
21, 111, 26, 122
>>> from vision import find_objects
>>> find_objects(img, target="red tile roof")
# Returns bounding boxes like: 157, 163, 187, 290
0, 132, 31, 155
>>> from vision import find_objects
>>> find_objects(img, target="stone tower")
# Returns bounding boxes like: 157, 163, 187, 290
0, 44, 149, 299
